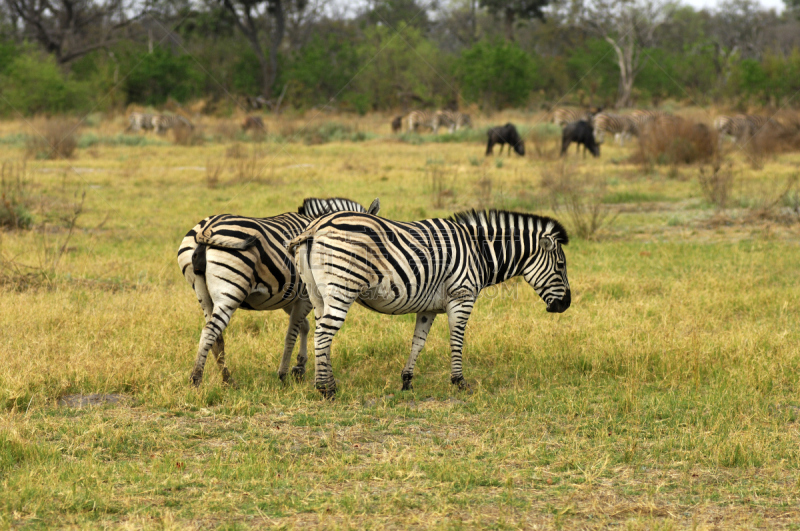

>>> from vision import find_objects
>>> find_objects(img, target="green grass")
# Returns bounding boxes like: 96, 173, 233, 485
1, 114, 800, 528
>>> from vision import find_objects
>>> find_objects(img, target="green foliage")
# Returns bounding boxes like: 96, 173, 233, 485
283, 34, 360, 109
231, 49, 263, 96
122, 46, 203, 105
0, 52, 92, 116
457, 40, 535, 109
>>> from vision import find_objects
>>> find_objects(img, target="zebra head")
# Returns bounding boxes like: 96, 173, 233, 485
522, 219, 570, 314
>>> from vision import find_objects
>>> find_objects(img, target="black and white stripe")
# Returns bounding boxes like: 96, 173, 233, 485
433, 111, 473, 133
177, 197, 380, 386
154, 114, 194, 134
125, 112, 155, 132
714, 114, 782, 141
593, 113, 637, 145
552, 108, 599, 128
288, 209, 571, 398
407, 110, 435, 133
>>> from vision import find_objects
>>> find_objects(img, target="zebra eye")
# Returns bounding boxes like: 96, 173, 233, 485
539, 237, 555, 252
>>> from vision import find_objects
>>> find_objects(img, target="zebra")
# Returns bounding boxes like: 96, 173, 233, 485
433, 111, 472, 133
552, 108, 600, 128
125, 112, 155, 133
407, 110, 435, 133
177, 197, 380, 386
593, 113, 638, 146
287, 209, 571, 398
630, 109, 671, 130
714, 114, 782, 141
154, 114, 194, 134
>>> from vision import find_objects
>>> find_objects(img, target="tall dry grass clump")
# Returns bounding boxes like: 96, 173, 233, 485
634, 117, 717, 168
739, 120, 800, 169
542, 162, 618, 240
172, 123, 204, 146
0, 160, 33, 229
25, 119, 79, 159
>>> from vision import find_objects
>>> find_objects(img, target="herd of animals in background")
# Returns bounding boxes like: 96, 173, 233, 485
125, 107, 797, 162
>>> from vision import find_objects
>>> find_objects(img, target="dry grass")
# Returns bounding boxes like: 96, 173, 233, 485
634, 117, 717, 169
24, 119, 79, 159
2, 110, 800, 528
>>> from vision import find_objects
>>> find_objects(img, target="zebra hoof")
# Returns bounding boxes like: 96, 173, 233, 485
316, 382, 337, 400
450, 375, 470, 391
190, 371, 203, 387
278, 372, 288, 384
221, 369, 234, 386
291, 365, 306, 381
401, 373, 413, 391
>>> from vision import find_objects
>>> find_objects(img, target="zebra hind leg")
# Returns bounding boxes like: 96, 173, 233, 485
292, 314, 311, 381
278, 299, 312, 382
191, 306, 233, 386
313, 296, 357, 399
401, 312, 437, 391
210, 335, 234, 386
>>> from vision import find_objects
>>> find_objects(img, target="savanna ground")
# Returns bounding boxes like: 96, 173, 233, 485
1, 109, 800, 529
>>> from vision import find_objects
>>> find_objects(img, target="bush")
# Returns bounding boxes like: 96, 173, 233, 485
0, 52, 92, 115
457, 41, 535, 110
25, 120, 79, 160
0, 161, 33, 230
122, 46, 203, 105
634, 117, 717, 167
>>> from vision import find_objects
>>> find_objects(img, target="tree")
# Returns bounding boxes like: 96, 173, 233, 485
5, 0, 145, 64
479, 0, 549, 41
219, 0, 307, 100
575, 0, 674, 108
457, 40, 535, 108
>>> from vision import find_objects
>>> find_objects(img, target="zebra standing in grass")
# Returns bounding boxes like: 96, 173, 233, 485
433, 111, 473, 133
154, 114, 194, 134
287, 209, 571, 398
177, 197, 380, 386
593, 113, 638, 146
630, 109, 671, 131
126, 112, 155, 132
552, 108, 600, 128
407, 110, 435, 133
714, 114, 782, 141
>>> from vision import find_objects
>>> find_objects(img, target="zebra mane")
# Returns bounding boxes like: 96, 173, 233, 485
298, 197, 366, 217
449, 209, 569, 244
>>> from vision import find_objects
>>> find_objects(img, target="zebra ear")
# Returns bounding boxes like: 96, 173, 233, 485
367, 198, 380, 216
539, 237, 555, 252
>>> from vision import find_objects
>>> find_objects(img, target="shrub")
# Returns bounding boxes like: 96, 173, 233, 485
25, 120, 79, 160
634, 117, 717, 168
457, 41, 535, 110
543, 163, 618, 240
0, 52, 91, 115
0, 161, 33, 230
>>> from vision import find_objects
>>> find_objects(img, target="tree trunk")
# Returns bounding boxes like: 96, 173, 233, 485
605, 35, 633, 109
267, 0, 285, 100
504, 8, 515, 42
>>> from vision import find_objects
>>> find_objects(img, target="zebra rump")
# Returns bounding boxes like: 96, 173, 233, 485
178, 196, 380, 387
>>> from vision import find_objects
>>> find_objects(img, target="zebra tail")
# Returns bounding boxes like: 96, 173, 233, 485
195, 233, 258, 250
192, 244, 207, 275
285, 230, 314, 254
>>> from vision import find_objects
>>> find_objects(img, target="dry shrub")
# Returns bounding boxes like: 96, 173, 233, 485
0, 160, 33, 229
212, 121, 239, 142
634, 117, 717, 169
25, 120, 79, 159
739, 124, 800, 170
426, 162, 454, 209
172, 124, 204, 146
529, 129, 560, 160
698, 161, 734, 209
230, 146, 265, 184
206, 158, 224, 189
226, 143, 246, 159
741, 174, 800, 224
475, 173, 492, 208
543, 162, 617, 240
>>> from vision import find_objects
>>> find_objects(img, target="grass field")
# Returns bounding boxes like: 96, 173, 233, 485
2, 110, 800, 529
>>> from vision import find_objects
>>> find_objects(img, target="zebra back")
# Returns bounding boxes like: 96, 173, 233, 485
594, 113, 637, 135
552, 108, 598, 128
407, 110, 434, 132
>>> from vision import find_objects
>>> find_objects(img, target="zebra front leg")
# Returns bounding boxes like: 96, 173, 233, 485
292, 315, 311, 381
401, 312, 437, 391
191, 306, 234, 386
313, 296, 356, 399
446, 298, 475, 390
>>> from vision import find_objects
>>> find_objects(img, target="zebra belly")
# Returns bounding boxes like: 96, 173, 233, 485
242, 286, 296, 311
355, 275, 447, 315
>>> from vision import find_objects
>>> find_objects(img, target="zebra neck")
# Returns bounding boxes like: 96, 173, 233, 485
468, 226, 532, 288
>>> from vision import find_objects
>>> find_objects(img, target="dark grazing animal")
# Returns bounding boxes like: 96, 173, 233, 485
391, 115, 403, 133
561, 121, 600, 158
241, 116, 266, 132
486, 123, 525, 156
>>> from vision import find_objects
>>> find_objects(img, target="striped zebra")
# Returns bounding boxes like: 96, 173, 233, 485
714, 114, 782, 141
177, 197, 380, 386
551, 108, 600, 128
433, 111, 473, 133
593, 113, 638, 146
125, 112, 155, 132
630, 109, 671, 130
154, 114, 194, 134
407, 110, 435, 133
287, 209, 571, 398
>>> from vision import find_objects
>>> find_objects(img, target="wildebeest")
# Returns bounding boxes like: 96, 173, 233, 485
561, 121, 600, 158
391, 115, 403, 133
241, 116, 265, 132
486, 123, 525, 156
